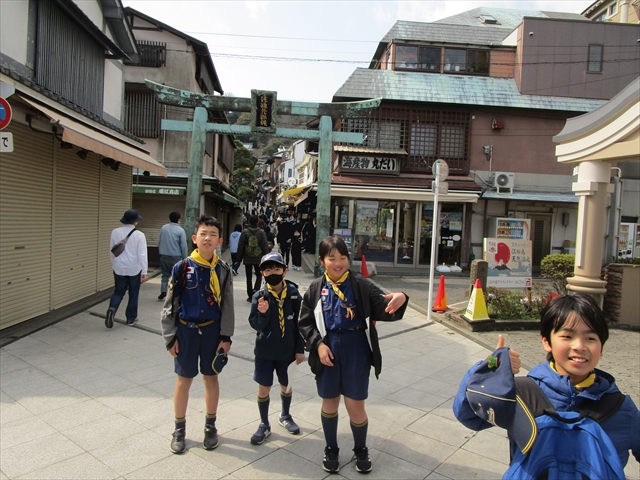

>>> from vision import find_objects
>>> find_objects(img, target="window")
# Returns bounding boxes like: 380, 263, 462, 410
410, 124, 437, 156
396, 46, 419, 69
467, 50, 489, 74
418, 47, 441, 71
443, 49, 467, 72
136, 41, 167, 67
124, 84, 162, 138
440, 125, 466, 159
609, 3, 617, 16
588, 44, 603, 73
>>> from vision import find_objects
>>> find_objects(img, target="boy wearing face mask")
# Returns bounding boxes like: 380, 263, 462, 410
248, 252, 306, 445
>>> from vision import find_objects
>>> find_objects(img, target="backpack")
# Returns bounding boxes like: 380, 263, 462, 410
503, 377, 626, 480
246, 230, 262, 258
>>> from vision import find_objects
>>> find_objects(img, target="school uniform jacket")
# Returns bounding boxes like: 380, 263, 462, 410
248, 280, 304, 362
160, 257, 235, 350
453, 361, 640, 467
298, 270, 408, 379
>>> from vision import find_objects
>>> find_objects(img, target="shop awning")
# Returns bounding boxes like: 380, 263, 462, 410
20, 96, 167, 176
331, 185, 479, 203
281, 185, 307, 197
482, 191, 579, 203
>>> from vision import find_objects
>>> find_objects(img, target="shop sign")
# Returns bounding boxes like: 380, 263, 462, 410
133, 186, 186, 195
483, 238, 532, 289
251, 90, 277, 133
340, 155, 399, 174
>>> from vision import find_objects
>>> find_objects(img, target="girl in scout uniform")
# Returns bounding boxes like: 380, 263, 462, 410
298, 235, 408, 474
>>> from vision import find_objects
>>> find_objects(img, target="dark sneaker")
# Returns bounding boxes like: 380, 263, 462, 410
323, 446, 340, 473
105, 308, 114, 328
158, 292, 167, 300
170, 428, 186, 454
353, 447, 372, 473
126, 318, 138, 326
203, 424, 219, 450
279, 415, 300, 434
250, 423, 271, 445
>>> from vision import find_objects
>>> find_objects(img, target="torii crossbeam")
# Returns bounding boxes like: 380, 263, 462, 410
146, 80, 381, 275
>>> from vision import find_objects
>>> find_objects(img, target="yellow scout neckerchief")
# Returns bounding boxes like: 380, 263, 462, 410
267, 282, 287, 337
550, 361, 596, 388
324, 271, 355, 320
190, 249, 221, 305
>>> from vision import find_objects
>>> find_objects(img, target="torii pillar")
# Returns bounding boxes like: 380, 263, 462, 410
146, 80, 381, 275
554, 78, 640, 300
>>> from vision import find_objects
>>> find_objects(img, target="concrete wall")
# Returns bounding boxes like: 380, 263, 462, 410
517, 17, 640, 100
0, 0, 29, 65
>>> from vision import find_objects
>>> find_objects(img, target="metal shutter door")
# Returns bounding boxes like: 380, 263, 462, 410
51, 147, 101, 308
0, 124, 54, 328
97, 162, 132, 291
133, 194, 185, 247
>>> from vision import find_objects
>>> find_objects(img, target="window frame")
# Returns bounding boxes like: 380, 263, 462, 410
587, 44, 604, 73
394, 44, 489, 76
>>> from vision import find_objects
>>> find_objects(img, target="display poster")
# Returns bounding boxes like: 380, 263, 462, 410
355, 201, 378, 235
483, 238, 532, 288
339, 209, 348, 228
386, 217, 394, 238
449, 212, 463, 232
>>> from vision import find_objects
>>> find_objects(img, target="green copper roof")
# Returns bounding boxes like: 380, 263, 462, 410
333, 69, 606, 113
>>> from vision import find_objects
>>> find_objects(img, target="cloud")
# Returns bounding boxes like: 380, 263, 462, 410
246, 1, 270, 19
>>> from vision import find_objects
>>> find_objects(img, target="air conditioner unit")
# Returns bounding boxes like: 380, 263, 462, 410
287, 177, 297, 187
491, 172, 515, 194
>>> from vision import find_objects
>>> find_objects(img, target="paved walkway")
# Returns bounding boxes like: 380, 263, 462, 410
1, 259, 638, 479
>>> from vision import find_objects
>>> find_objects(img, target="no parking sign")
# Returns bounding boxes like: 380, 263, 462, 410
0, 97, 12, 130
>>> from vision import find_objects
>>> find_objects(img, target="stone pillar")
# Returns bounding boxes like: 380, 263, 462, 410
567, 161, 614, 296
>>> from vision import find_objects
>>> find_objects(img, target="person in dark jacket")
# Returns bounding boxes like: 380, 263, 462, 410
298, 235, 408, 474
237, 215, 270, 302
276, 214, 294, 267
247, 252, 305, 445
453, 294, 640, 475
290, 218, 303, 271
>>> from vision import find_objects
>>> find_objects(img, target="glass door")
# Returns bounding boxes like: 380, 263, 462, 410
397, 202, 417, 265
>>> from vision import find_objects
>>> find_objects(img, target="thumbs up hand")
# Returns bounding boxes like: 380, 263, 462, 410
494, 334, 521, 374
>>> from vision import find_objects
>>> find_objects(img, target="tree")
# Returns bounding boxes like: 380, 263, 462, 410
232, 140, 257, 202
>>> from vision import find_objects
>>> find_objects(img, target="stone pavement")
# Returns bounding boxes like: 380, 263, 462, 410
1, 257, 638, 479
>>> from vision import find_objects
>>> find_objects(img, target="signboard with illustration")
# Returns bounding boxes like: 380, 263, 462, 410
483, 238, 532, 288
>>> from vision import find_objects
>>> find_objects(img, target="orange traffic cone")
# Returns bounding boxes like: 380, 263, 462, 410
432, 275, 449, 312
361, 255, 369, 278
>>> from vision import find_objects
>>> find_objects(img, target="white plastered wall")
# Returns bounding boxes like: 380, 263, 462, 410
0, 0, 29, 64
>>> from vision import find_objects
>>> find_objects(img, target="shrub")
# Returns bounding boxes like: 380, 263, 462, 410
484, 282, 552, 320
541, 254, 575, 295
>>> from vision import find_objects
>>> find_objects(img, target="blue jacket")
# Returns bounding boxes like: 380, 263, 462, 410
229, 231, 241, 254
453, 361, 640, 468
248, 280, 304, 362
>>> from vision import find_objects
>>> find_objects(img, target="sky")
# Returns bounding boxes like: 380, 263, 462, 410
122, 0, 596, 102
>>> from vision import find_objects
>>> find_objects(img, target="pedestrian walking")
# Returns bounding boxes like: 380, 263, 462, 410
229, 224, 242, 275
158, 211, 188, 300
105, 209, 148, 327
237, 215, 270, 302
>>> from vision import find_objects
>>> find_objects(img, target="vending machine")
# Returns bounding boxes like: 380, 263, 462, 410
487, 218, 531, 240
618, 223, 638, 260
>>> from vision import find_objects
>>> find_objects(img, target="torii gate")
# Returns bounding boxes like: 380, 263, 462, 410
146, 80, 381, 275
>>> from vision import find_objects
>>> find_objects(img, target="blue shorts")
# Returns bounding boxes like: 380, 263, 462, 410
174, 321, 221, 378
254, 357, 293, 387
316, 329, 372, 400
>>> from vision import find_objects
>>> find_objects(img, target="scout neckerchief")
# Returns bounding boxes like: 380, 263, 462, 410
267, 282, 288, 337
324, 271, 355, 320
549, 361, 596, 389
190, 249, 221, 305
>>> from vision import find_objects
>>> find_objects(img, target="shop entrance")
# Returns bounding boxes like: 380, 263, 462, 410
418, 203, 464, 267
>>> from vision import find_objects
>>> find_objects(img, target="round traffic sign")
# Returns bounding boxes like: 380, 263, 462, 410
0, 97, 12, 130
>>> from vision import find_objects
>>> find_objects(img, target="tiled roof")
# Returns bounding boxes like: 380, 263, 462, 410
379, 20, 512, 46
433, 7, 586, 29
333, 69, 605, 113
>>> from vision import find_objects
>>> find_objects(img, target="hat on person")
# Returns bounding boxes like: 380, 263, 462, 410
465, 347, 538, 454
259, 252, 287, 270
212, 348, 228, 375
120, 209, 143, 224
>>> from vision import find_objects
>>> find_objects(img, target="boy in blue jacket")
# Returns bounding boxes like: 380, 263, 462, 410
248, 252, 305, 445
453, 293, 639, 474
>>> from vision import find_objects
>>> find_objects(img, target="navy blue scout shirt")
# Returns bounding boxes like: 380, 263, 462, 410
174, 259, 222, 322
322, 277, 364, 330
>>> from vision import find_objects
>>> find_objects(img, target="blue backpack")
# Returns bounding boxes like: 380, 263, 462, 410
504, 377, 626, 480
